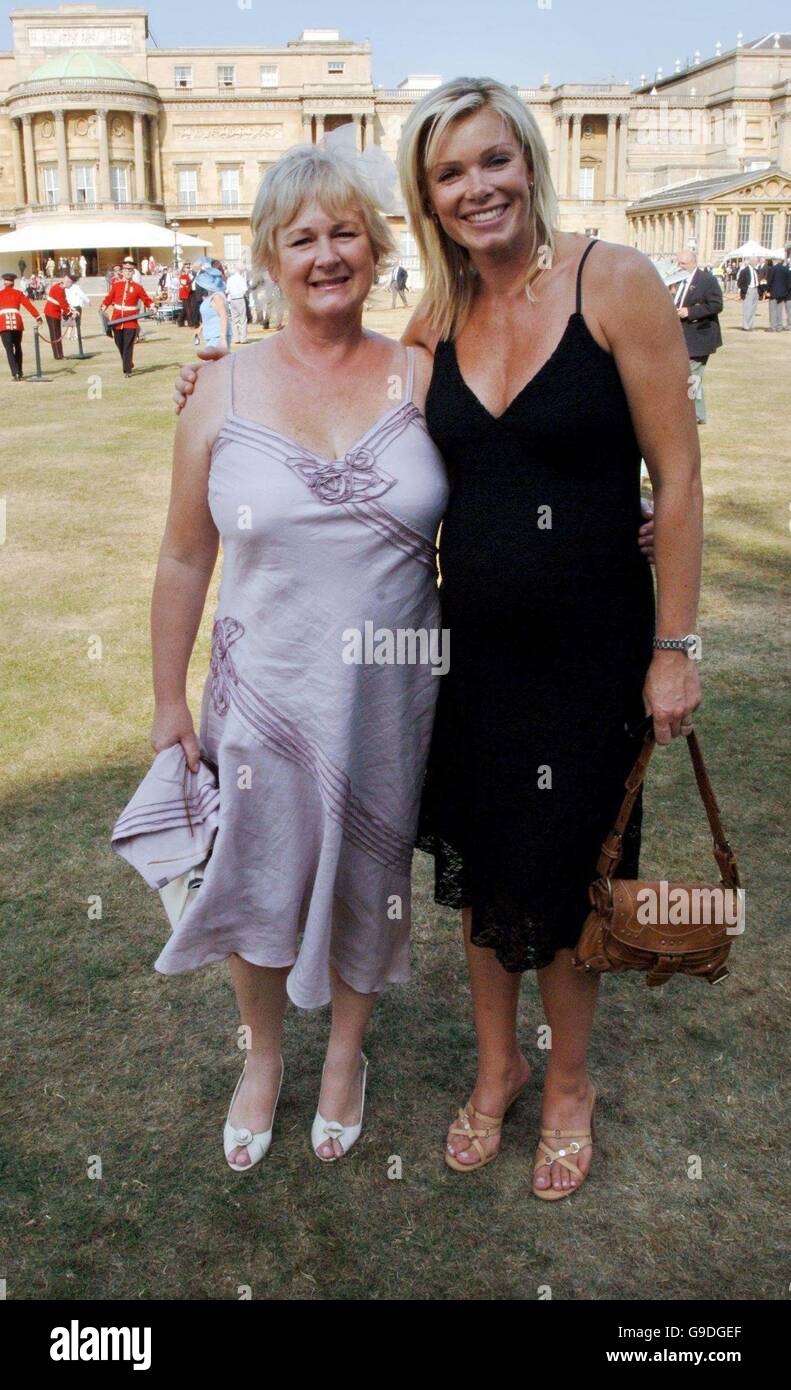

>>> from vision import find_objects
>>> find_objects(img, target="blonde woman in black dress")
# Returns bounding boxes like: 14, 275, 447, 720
397, 79, 701, 1197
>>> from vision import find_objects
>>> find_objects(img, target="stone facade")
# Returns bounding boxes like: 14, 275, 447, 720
1, 7, 789, 273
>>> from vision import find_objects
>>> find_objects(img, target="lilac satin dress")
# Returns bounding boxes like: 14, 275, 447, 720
154, 346, 449, 1007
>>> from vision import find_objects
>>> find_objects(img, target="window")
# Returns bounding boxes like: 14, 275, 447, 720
737, 213, 752, 245
217, 64, 236, 89
178, 168, 198, 208
584, 226, 599, 237
712, 214, 727, 252
785, 213, 791, 245
220, 168, 240, 208
73, 165, 96, 205
42, 167, 59, 206
327, 61, 344, 74
224, 234, 242, 263
260, 64, 278, 87
111, 165, 128, 205
578, 166, 595, 201
760, 213, 774, 247
174, 65, 193, 89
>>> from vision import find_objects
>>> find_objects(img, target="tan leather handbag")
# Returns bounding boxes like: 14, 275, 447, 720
573, 729, 741, 987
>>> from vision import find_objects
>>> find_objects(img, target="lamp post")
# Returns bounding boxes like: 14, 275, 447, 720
171, 220, 180, 270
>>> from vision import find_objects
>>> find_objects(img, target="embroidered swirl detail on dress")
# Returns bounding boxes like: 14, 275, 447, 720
210, 616, 245, 716
286, 448, 396, 505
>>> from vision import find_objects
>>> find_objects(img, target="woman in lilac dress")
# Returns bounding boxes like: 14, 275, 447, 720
146, 146, 448, 1169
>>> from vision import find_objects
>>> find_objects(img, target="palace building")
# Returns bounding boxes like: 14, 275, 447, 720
0, 6, 789, 275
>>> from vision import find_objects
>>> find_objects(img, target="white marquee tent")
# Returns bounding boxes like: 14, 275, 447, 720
0, 219, 210, 254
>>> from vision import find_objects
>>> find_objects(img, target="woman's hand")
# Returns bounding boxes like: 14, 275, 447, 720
642, 652, 701, 746
150, 698, 201, 772
172, 347, 226, 412
638, 496, 654, 562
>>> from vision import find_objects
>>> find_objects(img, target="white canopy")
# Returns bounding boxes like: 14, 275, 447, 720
717, 239, 774, 261
0, 219, 210, 253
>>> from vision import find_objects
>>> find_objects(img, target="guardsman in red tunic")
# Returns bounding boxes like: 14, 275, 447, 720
177, 266, 193, 327
101, 258, 154, 376
44, 275, 70, 360
0, 270, 44, 380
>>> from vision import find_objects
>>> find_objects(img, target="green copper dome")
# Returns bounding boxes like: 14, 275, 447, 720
28, 51, 136, 82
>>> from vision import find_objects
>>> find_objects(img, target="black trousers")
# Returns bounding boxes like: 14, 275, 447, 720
46, 314, 64, 360
112, 326, 137, 373
1, 329, 23, 377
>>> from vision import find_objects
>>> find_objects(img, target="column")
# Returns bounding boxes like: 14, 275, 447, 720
353, 114, 363, 151
149, 114, 163, 202
96, 107, 111, 202
133, 109, 146, 201
557, 116, 569, 197
22, 114, 37, 204
302, 112, 313, 143
569, 113, 582, 200
53, 109, 69, 206
11, 118, 26, 204
605, 113, 617, 196
616, 113, 628, 195
315, 114, 325, 141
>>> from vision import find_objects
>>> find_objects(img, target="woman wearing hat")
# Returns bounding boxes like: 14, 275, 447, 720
195, 264, 232, 351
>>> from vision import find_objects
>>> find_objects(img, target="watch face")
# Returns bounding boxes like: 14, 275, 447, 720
685, 634, 702, 660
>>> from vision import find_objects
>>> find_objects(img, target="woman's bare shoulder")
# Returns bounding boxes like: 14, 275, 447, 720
400, 300, 441, 354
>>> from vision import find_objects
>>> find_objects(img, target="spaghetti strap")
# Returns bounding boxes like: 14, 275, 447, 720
228, 351, 237, 416
404, 345, 415, 402
575, 239, 598, 315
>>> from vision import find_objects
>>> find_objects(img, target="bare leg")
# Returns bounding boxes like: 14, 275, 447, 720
534, 948, 599, 1192
446, 908, 532, 1164
226, 954, 290, 1168
314, 965, 377, 1160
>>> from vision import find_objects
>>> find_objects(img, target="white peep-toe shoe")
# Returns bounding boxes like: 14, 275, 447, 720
223, 1055, 284, 1173
311, 1054, 368, 1162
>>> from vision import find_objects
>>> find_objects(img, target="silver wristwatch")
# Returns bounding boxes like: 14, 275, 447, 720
653, 634, 702, 660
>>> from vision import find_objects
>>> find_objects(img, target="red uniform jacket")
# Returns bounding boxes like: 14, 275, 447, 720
101, 279, 153, 330
44, 281, 69, 320
0, 286, 43, 333
178, 271, 192, 301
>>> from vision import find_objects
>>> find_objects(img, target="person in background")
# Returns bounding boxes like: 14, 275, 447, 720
141, 256, 149, 277
102, 258, 154, 376
225, 261, 249, 344
783, 255, 791, 330
188, 261, 203, 343
737, 257, 759, 329
766, 258, 788, 332
17, 257, 26, 279
196, 264, 231, 350
79, 253, 87, 278
44, 271, 71, 360
0, 269, 43, 380
45, 256, 55, 278
64, 275, 90, 342
177, 262, 192, 326
673, 247, 723, 425
390, 262, 409, 308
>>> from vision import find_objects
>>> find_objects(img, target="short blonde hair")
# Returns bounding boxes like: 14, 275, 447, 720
397, 77, 558, 341
250, 143, 396, 279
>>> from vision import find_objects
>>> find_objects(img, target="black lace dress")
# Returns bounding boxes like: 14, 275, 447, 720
417, 241, 655, 971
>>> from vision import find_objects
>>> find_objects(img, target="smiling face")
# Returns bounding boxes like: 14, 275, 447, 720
274, 200, 376, 322
426, 107, 533, 257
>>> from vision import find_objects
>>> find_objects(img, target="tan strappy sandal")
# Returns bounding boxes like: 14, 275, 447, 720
532, 1087, 597, 1201
445, 1080, 529, 1173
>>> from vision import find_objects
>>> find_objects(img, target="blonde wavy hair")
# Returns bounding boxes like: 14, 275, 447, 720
250, 143, 396, 282
397, 77, 557, 341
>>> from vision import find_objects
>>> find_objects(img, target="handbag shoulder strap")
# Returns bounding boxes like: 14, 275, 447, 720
595, 729, 740, 888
